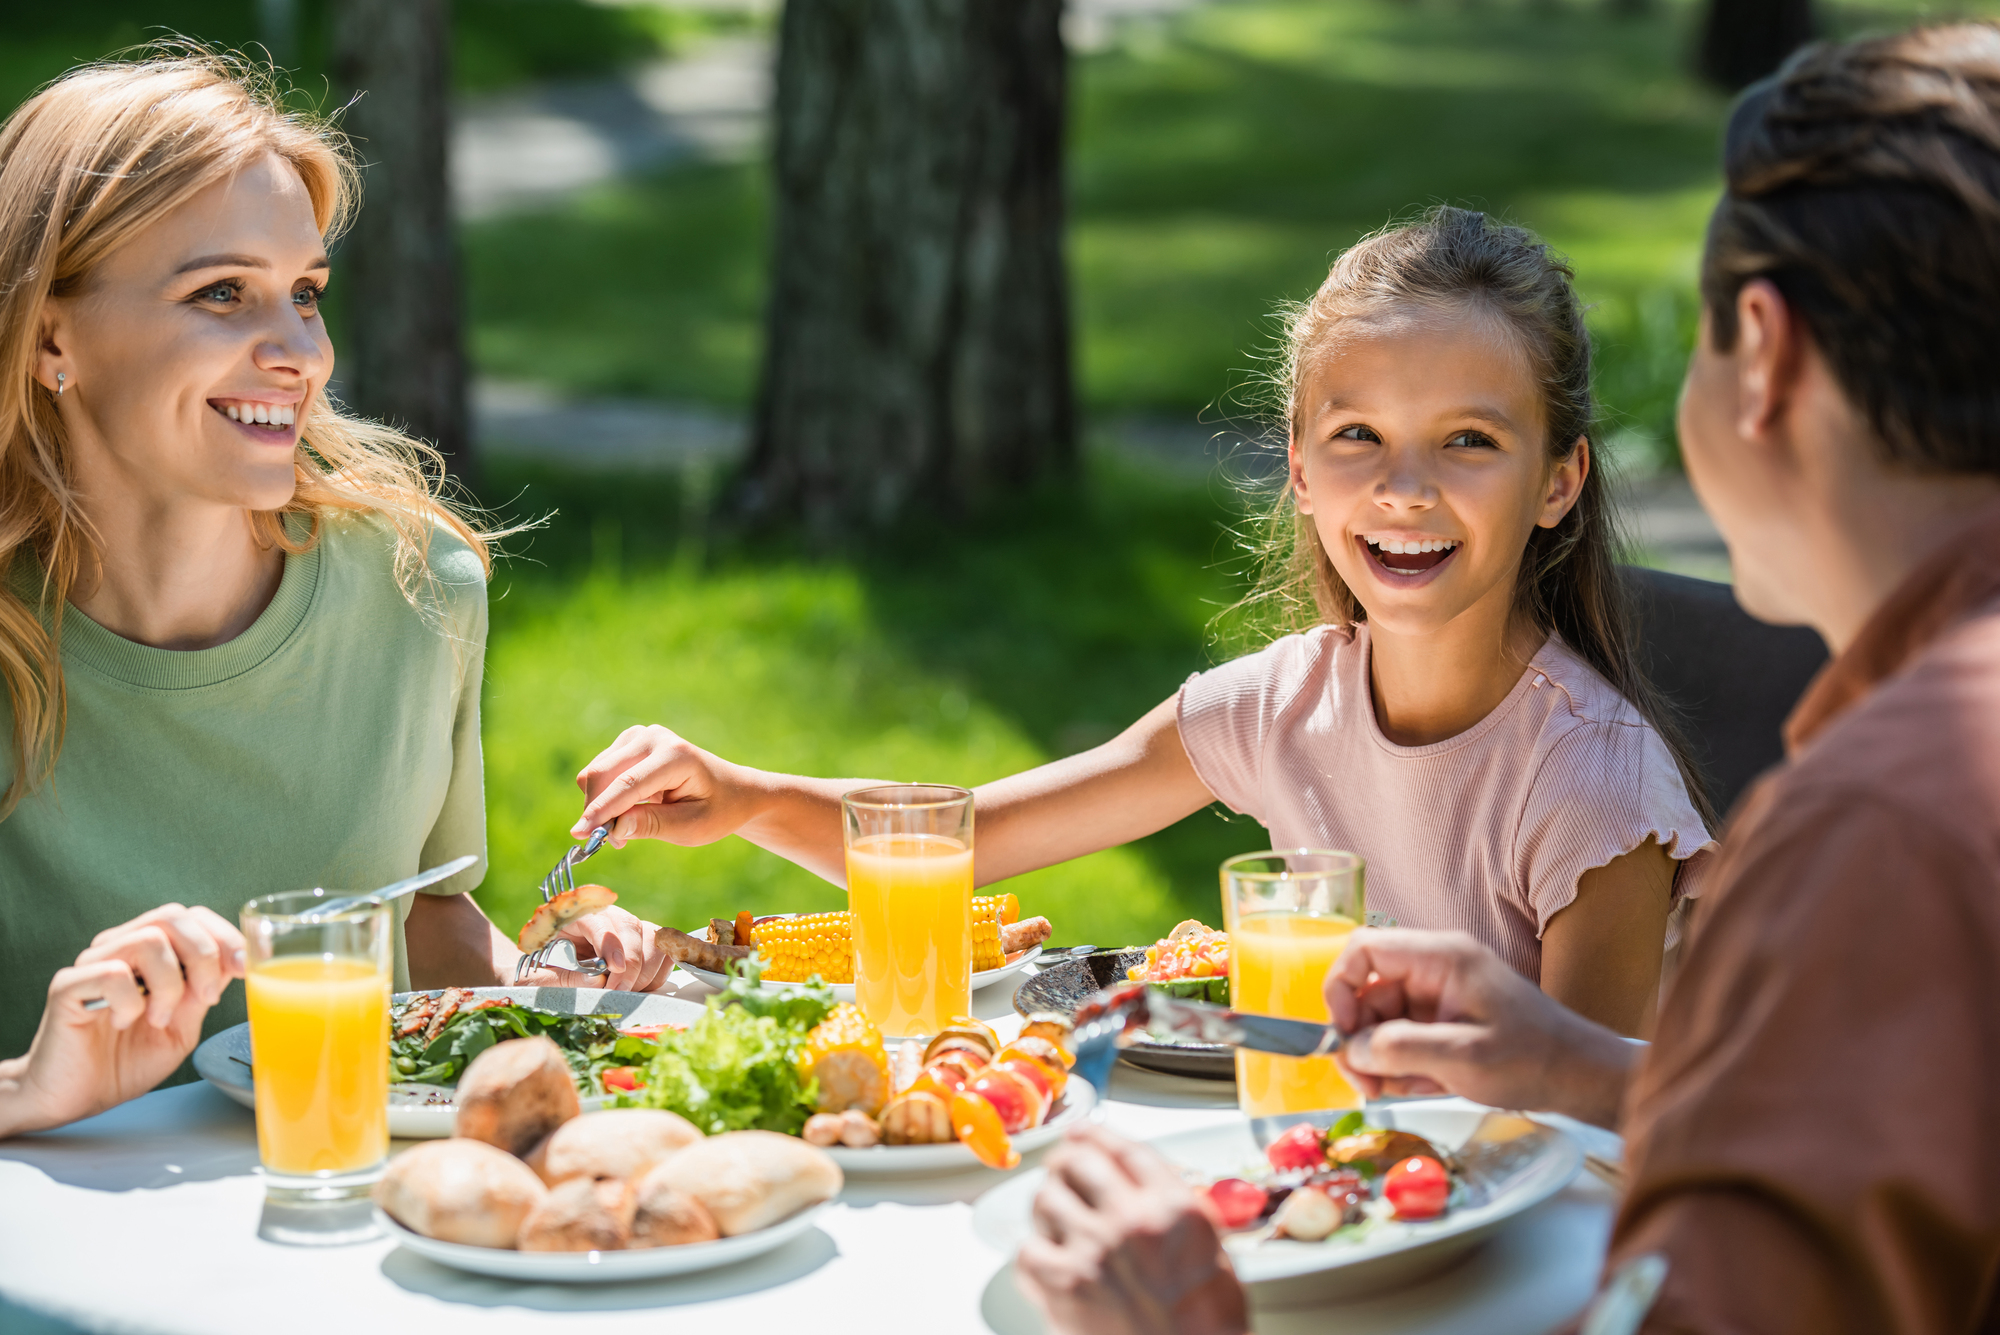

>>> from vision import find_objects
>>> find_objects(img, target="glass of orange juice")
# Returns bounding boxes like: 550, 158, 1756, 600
843, 784, 974, 1039
1222, 849, 1366, 1136
241, 889, 391, 1227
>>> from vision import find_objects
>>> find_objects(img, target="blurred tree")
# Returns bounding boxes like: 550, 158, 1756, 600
743, 0, 1074, 538
1696, 0, 1815, 90
329, 0, 475, 487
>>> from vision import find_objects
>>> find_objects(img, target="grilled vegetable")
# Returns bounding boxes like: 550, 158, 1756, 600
972, 893, 1019, 970
801, 1003, 890, 1115
880, 1090, 952, 1144
749, 912, 855, 984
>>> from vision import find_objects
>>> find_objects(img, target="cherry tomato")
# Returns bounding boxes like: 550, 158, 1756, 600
1204, 1178, 1269, 1230
1265, 1122, 1328, 1172
601, 1066, 645, 1093
1383, 1155, 1450, 1220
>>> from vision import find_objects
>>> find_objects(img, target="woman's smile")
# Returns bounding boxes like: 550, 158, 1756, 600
209, 395, 303, 444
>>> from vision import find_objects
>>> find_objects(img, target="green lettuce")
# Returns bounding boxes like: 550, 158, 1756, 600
634, 958, 835, 1135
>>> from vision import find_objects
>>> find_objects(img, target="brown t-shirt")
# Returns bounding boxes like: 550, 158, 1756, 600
1610, 503, 2000, 1332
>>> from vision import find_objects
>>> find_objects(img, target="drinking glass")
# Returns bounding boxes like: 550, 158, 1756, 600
1222, 849, 1366, 1134
843, 784, 974, 1039
241, 889, 391, 1225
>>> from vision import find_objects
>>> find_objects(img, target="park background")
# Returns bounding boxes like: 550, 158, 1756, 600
3, 0, 1986, 950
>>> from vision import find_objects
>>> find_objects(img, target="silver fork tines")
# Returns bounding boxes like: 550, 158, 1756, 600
516, 827, 615, 983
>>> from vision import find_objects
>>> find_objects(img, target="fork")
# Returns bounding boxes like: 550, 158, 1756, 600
515, 826, 615, 984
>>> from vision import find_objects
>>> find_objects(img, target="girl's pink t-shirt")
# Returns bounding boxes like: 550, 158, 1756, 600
1177, 622, 1714, 982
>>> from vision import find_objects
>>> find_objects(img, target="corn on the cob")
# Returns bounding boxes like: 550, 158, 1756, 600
801, 1003, 890, 1113
749, 912, 854, 983
972, 894, 1019, 972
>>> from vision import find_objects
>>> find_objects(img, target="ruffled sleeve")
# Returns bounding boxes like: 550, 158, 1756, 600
1175, 631, 1323, 823
1513, 719, 1716, 941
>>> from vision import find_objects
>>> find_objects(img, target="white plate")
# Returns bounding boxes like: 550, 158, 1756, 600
678, 935, 1042, 1004
972, 1100, 1581, 1306
372, 1201, 828, 1282
825, 1077, 1097, 1176
193, 987, 706, 1139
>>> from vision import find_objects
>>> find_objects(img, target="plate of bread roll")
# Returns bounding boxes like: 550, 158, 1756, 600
372, 1034, 842, 1281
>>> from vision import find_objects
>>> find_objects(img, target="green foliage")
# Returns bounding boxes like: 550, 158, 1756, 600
476, 454, 1266, 950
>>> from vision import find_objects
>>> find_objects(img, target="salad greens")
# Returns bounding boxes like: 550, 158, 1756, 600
632, 958, 836, 1136
389, 999, 663, 1098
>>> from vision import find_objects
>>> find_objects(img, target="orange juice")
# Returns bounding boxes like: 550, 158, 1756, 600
847, 832, 973, 1037
1230, 911, 1361, 1117
246, 955, 389, 1177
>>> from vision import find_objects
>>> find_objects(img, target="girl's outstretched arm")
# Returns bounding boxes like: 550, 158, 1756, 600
1538, 838, 1675, 1037
570, 695, 1216, 888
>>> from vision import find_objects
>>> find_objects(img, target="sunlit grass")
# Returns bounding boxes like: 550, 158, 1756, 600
475, 456, 1266, 948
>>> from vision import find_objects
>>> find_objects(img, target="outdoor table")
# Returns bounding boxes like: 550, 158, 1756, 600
0, 967, 1619, 1335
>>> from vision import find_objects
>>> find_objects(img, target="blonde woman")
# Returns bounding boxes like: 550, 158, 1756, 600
0, 50, 675, 1073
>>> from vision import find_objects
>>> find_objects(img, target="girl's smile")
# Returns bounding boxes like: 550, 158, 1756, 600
1359, 532, 1462, 585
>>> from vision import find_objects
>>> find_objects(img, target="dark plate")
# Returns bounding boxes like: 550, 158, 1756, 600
1014, 950, 1237, 1081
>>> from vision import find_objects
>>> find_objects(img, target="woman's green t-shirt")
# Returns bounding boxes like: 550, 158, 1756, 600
0, 512, 488, 1077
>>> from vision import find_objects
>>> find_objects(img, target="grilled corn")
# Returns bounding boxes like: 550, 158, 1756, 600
749, 912, 854, 983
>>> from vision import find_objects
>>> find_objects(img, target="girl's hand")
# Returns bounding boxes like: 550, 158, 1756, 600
571, 725, 764, 850
1017, 1124, 1251, 1335
1, 905, 246, 1138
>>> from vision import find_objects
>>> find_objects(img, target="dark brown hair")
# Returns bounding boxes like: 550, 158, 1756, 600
1703, 24, 2000, 474
1236, 206, 1713, 822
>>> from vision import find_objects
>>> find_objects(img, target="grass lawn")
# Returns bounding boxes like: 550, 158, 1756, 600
475, 455, 1268, 948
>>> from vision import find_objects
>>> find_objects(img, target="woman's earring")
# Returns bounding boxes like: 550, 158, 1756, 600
55, 372, 65, 397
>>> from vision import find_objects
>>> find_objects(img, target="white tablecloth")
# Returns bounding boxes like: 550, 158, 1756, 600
0, 969, 1618, 1335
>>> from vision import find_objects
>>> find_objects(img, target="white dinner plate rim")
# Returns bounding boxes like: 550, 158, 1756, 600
972, 1101, 1581, 1284
823, 1076, 1095, 1175
372, 1201, 827, 1281
677, 938, 1042, 1002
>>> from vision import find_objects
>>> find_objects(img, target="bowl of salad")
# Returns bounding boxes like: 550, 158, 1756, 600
1011, 921, 1236, 1080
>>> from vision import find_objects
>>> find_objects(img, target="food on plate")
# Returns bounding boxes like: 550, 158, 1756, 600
1126, 919, 1231, 1003
800, 1003, 890, 1115
657, 924, 752, 975
630, 1172, 721, 1247
802, 1108, 882, 1148
533, 1107, 703, 1186
1188, 1112, 1464, 1248
517, 883, 620, 953
518, 1175, 636, 1252
454, 1036, 582, 1157
374, 1137, 548, 1248
646, 1130, 844, 1236
705, 897, 1052, 984
1017, 1012, 1078, 1065
875, 1012, 1074, 1168
631, 959, 836, 1134
389, 990, 669, 1097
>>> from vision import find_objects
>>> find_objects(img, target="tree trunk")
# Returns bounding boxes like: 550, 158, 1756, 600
1696, 0, 1816, 91
329, 0, 475, 488
743, 0, 1074, 538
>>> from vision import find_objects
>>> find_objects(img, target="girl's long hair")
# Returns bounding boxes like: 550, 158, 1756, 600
1232, 206, 1714, 825
0, 46, 497, 818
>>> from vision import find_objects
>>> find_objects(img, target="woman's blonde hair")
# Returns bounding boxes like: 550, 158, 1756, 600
0, 46, 496, 817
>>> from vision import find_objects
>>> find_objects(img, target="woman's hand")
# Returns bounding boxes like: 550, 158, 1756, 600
540, 906, 675, 993
1326, 928, 1638, 1129
0, 905, 246, 1138
1016, 1123, 1251, 1335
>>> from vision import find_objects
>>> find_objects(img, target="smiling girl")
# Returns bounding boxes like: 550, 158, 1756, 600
574, 207, 1715, 1034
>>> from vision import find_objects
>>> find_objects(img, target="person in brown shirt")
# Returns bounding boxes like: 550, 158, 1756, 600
1015, 23, 2000, 1334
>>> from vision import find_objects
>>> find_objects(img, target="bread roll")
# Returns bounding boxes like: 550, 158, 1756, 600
517, 1176, 636, 1252
630, 1169, 721, 1248
454, 1035, 580, 1157
537, 1108, 702, 1186
646, 1130, 842, 1235
374, 1138, 547, 1248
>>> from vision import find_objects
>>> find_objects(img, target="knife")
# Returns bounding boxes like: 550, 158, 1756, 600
1068, 983, 1342, 1092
